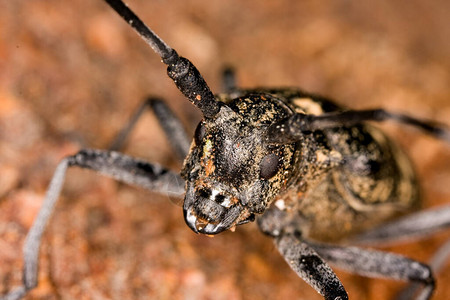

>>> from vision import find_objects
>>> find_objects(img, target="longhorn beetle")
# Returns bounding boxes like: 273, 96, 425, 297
1, 0, 450, 299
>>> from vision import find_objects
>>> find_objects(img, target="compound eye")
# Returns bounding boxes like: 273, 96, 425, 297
260, 153, 280, 179
194, 121, 206, 146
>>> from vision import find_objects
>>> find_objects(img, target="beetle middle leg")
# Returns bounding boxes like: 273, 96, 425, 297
109, 97, 191, 159
109, 67, 238, 157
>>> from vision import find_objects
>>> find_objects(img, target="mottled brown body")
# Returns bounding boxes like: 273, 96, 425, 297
213, 88, 419, 241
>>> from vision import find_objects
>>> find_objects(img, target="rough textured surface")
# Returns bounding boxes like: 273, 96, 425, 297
0, 0, 449, 299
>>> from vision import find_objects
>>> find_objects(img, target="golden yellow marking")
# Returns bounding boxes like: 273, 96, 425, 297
316, 151, 328, 163
292, 97, 324, 115
204, 139, 213, 156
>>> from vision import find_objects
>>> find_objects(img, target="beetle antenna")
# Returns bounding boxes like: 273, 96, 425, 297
103, 0, 221, 118
267, 109, 450, 144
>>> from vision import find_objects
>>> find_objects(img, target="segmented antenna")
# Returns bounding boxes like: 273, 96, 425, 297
267, 109, 450, 144
104, 0, 221, 118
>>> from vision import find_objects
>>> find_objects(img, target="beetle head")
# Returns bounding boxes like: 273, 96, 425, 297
181, 93, 300, 234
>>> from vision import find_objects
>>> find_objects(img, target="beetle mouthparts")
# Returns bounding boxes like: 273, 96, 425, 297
184, 204, 241, 235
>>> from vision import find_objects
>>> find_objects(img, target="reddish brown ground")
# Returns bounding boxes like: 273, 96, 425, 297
1, 1, 450, 299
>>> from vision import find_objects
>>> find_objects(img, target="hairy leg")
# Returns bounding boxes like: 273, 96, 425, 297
109, 97, 191, 159
0, 149, 184, 300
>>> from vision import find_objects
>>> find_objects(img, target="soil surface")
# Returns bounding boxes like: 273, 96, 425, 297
1, 1, 449, 299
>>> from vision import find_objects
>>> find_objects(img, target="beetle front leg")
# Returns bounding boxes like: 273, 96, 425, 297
275, 232, 348, 300
0, 149, 185, 300
258, 205, 347, 299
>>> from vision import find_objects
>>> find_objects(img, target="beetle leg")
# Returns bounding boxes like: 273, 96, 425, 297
275, 232, 348, 300
0, 149, 184, 300
396, 239, 450, 300
351, 205, 450, 245
350, 206, 450, 299
109, 97, 191, 159
309, 241, 435, 300
221, 67, 237, 93
267, 109, 450, 144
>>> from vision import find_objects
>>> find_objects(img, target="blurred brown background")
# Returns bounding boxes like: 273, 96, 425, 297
0, 0, 449, 299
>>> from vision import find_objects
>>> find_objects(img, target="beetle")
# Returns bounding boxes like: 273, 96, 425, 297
0, 0, 450, 300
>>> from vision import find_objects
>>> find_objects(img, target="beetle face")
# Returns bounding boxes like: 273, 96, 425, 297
181, 94, 300, 234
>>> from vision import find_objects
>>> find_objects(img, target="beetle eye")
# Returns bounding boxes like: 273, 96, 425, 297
194, 121, 206, 146
260, 153, 280, 179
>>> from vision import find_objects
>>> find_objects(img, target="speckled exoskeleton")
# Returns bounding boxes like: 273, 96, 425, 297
2, 1, 450, 300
